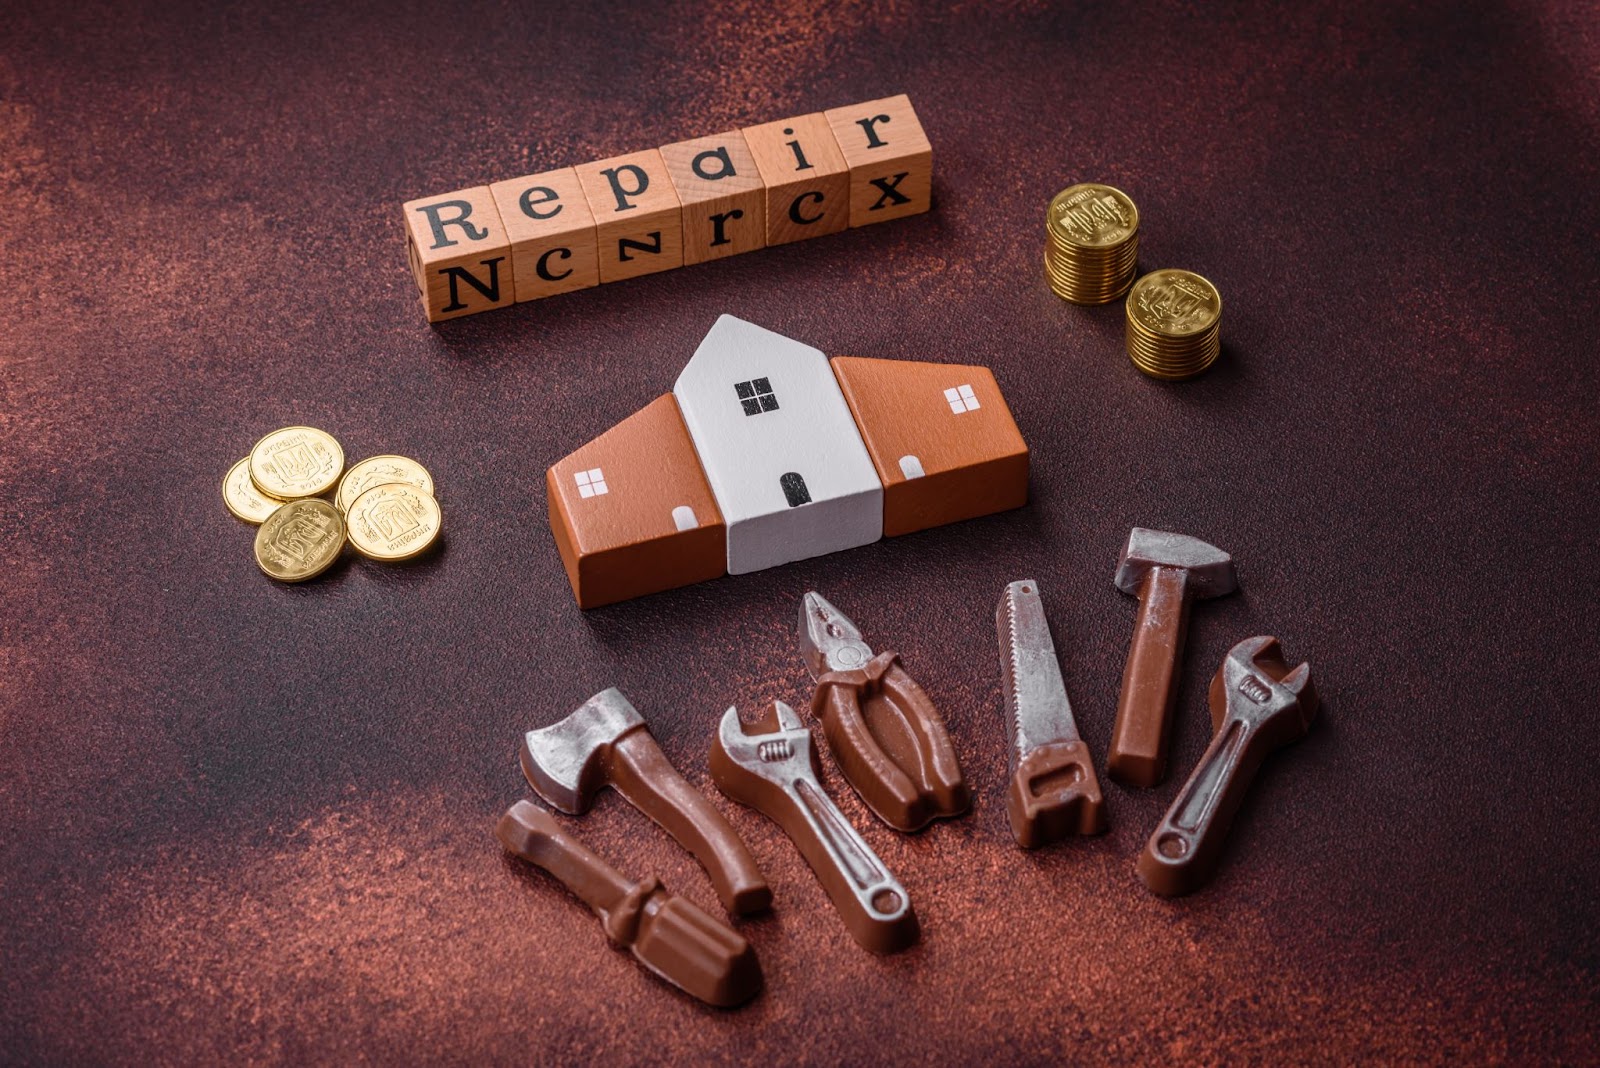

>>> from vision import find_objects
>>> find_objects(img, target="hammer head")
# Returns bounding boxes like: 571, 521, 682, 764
521, 688, 644, 814
1115, 527, 1237, 599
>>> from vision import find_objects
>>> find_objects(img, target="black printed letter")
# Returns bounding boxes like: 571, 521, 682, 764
440, 257, 504, 312
692, 146, 736, 181
415, 200, 487, 249
600, 165, 649, 211
868, 173, 912, 210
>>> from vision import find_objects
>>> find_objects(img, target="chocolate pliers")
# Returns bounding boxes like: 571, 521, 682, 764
800, 591, 971, 832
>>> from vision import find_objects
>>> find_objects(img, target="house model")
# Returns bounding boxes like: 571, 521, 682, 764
546, 315, 1029, 608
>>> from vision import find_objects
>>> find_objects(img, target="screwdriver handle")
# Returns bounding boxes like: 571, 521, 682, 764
495, 800, 635, 922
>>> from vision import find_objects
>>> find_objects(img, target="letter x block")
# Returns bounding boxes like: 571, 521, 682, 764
402, 186, 515, 322
824, 95, 933, 228
830, 357, 1028, 537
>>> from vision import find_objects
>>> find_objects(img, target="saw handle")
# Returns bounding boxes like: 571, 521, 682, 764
1005, 739, 1106, 848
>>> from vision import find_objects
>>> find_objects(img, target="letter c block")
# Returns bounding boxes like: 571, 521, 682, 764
489, 167, 599, 302
740, 113, 850, 246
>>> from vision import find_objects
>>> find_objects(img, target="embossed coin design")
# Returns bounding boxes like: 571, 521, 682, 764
336, 455, 435, 513
223, 457, 285, 524
1049, 183, 1139, 249
248, 426, 345, 499
1125, 269, 1223, 380
346, 483, 442, 561
254, 498, 346, 582
1044, 183, 1141, 304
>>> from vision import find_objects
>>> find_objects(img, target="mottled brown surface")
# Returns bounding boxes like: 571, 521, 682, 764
2, 1, 1598, 1064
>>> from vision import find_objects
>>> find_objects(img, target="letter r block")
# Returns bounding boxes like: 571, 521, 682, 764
824, 95, 933, 227
575, 149, 684, 283
741, 113, 850, 246
659, 131, 766, 266
489, 167, 599, 302
402, 186, 515, 322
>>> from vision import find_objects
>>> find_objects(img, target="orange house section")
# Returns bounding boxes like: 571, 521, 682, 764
830, 357, 1029, 537
546, 394, 727, 608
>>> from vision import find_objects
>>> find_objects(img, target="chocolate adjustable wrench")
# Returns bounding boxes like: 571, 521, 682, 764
1138, 636, 1318, 897
997, 580, 1107, 847
710, 701, 920, 954
800, 591, 970, 832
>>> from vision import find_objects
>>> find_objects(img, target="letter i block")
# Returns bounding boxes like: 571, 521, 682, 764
659, 131, 767, 266
741, 113, 850, 246
824, 95, 933, 227
402, 186, 515, 321
546, 394, 727, 609
575, 150, 684, 283
830, 357, 1028, 537
489, 167, 599, 302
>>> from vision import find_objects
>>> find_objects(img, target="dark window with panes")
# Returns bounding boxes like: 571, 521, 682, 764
734, 378, 779, 416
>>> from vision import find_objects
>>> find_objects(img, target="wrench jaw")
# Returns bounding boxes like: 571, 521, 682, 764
710, 704, 819, 807
1209, 636, 1320, 741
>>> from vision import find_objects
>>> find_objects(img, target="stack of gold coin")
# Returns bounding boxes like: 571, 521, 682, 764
220, 426, 442, 581
1044, 183, 1141, 304
1124, 269, 1223, 380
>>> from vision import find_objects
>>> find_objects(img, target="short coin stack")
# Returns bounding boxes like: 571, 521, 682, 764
1044, 183, 1141, 305
221, 426, 442, 582
1124, 269, 1223, 380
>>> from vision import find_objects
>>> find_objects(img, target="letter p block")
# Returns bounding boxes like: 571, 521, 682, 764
402, 186, 515, 322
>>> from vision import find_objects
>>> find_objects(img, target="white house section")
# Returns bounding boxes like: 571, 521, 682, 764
674, 315, 884, 574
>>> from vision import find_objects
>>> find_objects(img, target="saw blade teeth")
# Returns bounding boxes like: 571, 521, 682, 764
998, 583, 1028, 760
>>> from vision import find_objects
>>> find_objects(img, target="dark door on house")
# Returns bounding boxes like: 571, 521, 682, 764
780, 472, 811, 507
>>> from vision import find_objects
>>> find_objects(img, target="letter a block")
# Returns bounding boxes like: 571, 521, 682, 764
489, 167, 599, 302
659, 131, 766, 266
402, 186, 514, 322
824, 95, 933, 228
830, 357, 1028, 537
547, 394, 727, 609
741, 113, 850, 246
575, 150, 684, 283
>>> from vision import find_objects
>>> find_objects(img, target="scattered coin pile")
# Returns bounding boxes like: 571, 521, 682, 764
1043, 183, 1141, 305
221, 426, 442, 582
1124, 269, 1223, 380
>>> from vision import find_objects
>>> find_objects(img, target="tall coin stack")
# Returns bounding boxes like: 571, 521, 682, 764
1044, 183, 1141, 304
1124, 269, 1223, 380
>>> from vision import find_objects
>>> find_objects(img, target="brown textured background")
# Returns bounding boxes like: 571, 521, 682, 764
3, 1, 1598, 1064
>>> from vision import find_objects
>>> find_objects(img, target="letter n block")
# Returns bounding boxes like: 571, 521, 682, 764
824, 95, 933, 227
547, 394, 726, 608
402, 186, 514, 322
659, 131, 766, 266
831, 357, 1028, 537
575, 150, 684, 283
489, 167, 599, 302
741, 113, 850, 246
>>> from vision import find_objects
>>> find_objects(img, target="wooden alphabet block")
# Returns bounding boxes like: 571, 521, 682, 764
740, 113, 850, 246
824, 95, 933, 228
547, 394, 727, 609
673, 315, 882, 574
488, 167, 599, 302
830, 357, 1028, 537
575, 149, 684, 283
659, 131, 767, 266
402, 186, 514, 322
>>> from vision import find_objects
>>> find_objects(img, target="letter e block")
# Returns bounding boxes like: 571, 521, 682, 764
659, 131, 766, 266
824, 95, 933, 227
575, 150, 684, 283
402, 186, 514, 322
488, 167, 599, 302
741, 113, 850, 246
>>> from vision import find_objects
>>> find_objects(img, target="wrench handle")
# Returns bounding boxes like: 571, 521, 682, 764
1136, 716, 1263, 896
1110, 566, 1192, 787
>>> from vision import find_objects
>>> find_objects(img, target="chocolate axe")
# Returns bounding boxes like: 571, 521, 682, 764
520, 688, 772, 917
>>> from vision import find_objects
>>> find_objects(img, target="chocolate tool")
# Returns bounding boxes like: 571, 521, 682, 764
710, 701, 920, 954
520, 688, 772, 917
1109, 528, 1238, 787
1138, 636, 1318, 897
800, 591, 970, 832
996, 579, 1107, 847
496, 800, 763, 1007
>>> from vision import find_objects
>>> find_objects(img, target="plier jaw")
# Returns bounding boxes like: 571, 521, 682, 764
799, 591, 875, 677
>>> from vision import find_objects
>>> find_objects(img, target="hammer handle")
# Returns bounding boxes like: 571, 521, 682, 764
608, 728, 772, 916
1109, 565, 1191, 787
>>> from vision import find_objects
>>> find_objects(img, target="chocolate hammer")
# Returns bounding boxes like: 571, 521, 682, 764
710, 701, 920, 954
496, 801, 763, 1007
520, 688, 771, 916
1110, 528, 1238, 786
1138, 636, 1317, 897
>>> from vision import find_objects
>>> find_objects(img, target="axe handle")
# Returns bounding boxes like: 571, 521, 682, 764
608, 728, 772, 916
1109, 565, 1192, 787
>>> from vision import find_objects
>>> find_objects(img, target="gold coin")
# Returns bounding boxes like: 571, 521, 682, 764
346, 483, 442, 561
336, 455, 435, 513
1126, 269, 1222, 339
1048, 183, 1139, 250
253, 498, 345, 582
222, 457, 285, 524
248, 426, 345, 499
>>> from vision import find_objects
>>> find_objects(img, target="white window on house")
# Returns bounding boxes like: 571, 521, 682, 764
574, 467, 609, 498
944, 384, 981, 414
